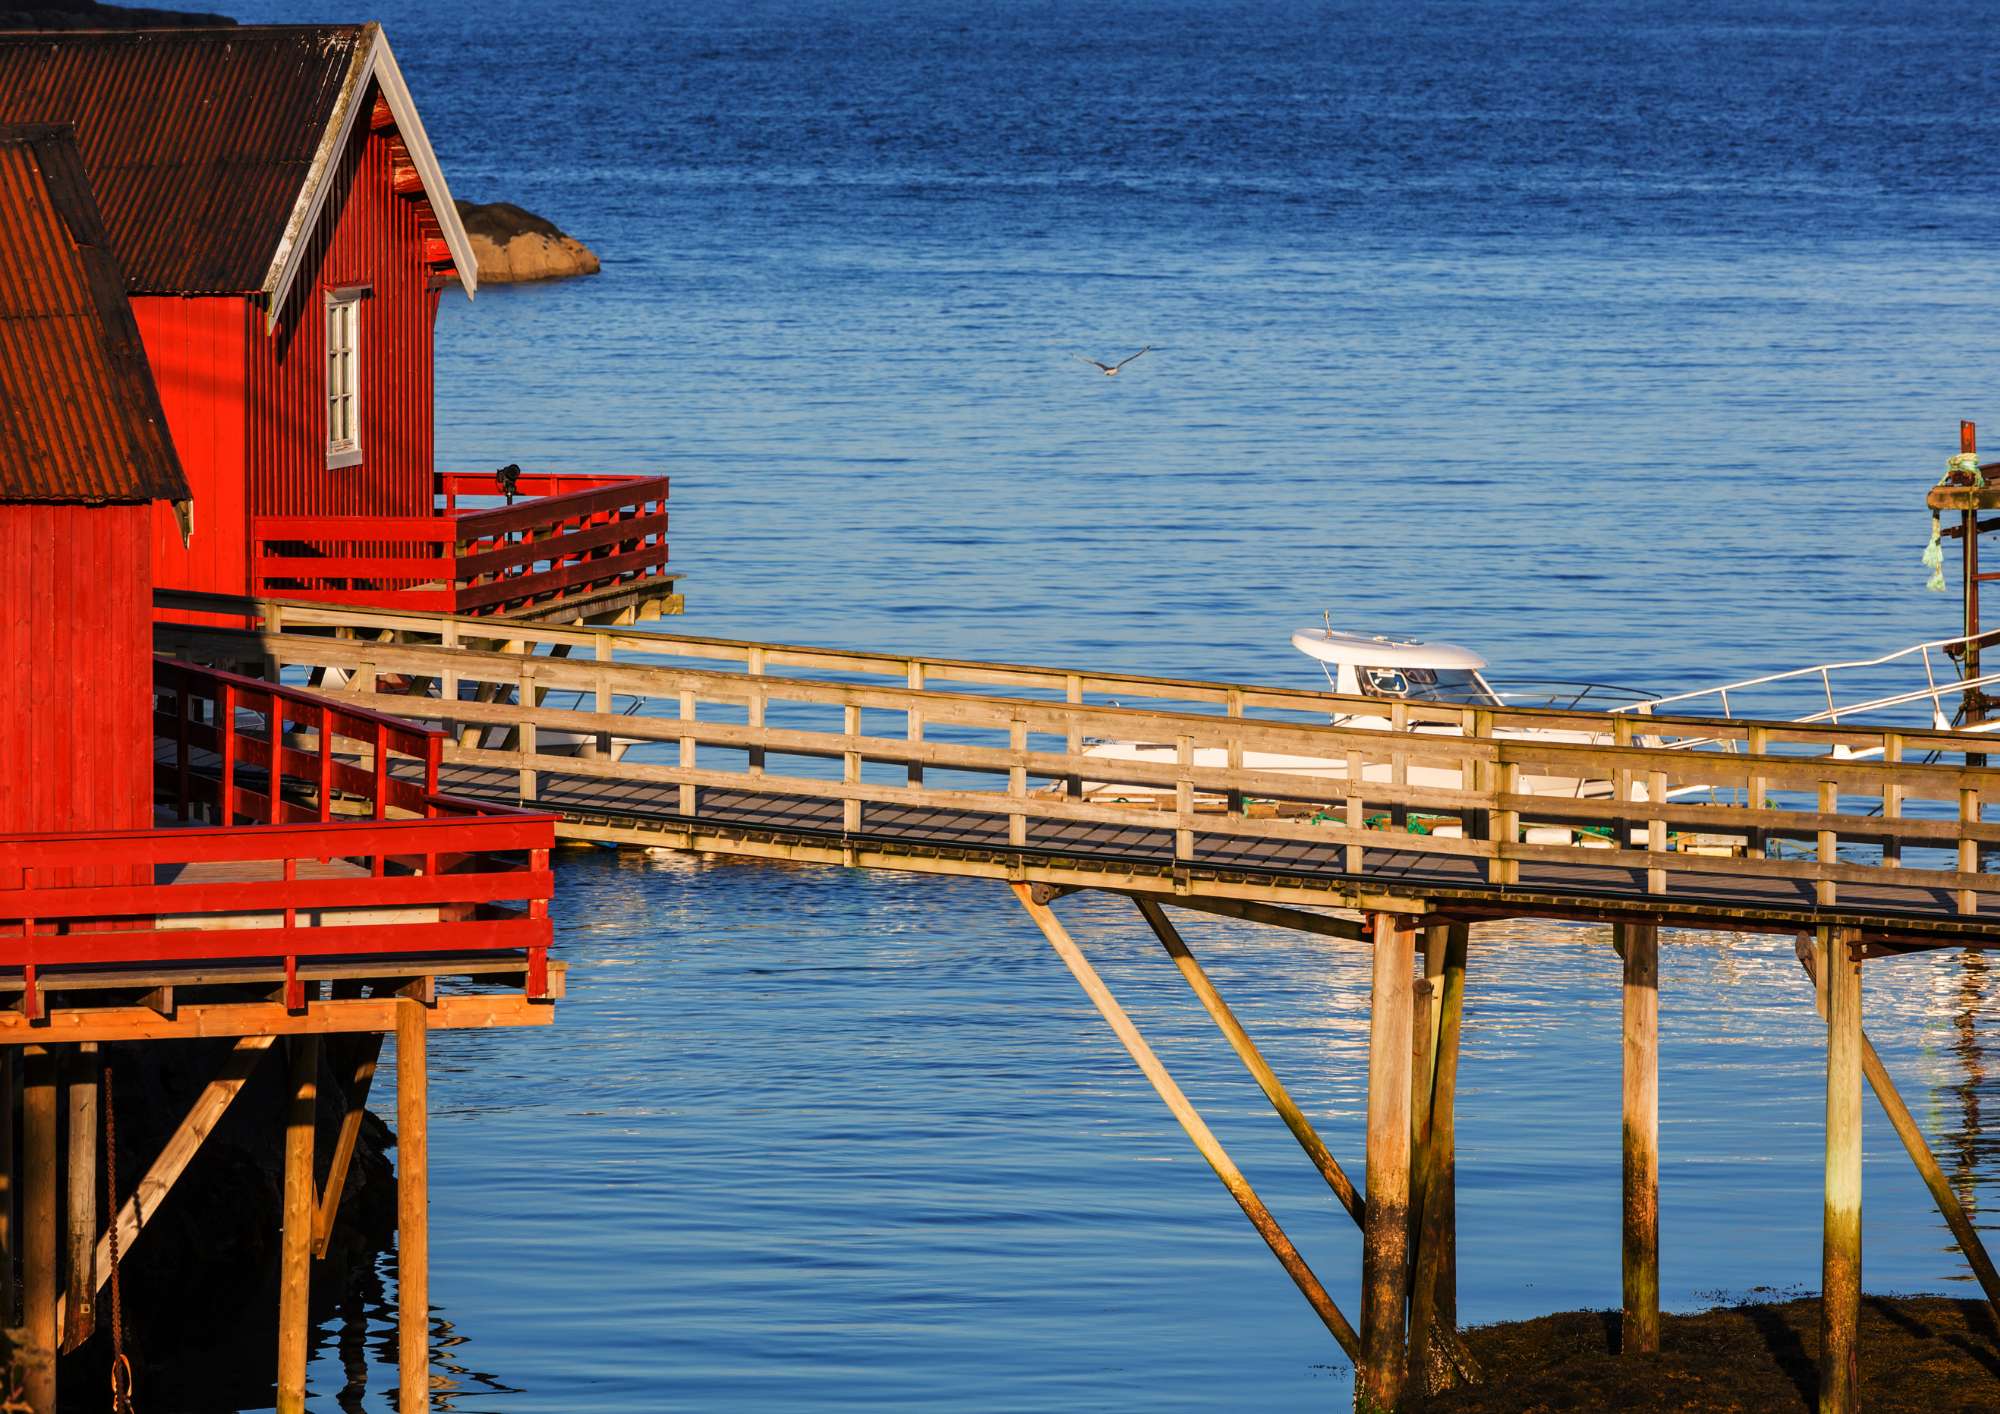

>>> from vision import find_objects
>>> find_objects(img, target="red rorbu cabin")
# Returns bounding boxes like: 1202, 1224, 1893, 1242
0, 24, 674, 625
0, 120, 554, 1021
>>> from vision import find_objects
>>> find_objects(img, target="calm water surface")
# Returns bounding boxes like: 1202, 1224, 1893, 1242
227, 1, 2000, 1406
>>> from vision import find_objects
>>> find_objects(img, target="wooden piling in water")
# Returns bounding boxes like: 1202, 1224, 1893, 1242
1820, 926, 1862, 1414
1360, 912, 1415, 1412
1621, 921, 1660, 1356
1409, 922, 1471, 1394
277, 1035, 320, 1414
21, 1048, 56, 1414
61, 1044, 96, 1352
1794, 937, 2000, 1317
399, 998, 432, 1412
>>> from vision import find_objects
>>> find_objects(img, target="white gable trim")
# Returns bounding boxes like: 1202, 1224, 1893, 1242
261, 23, 478, 333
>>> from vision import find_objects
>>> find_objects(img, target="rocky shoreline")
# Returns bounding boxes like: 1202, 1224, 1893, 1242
455, 199, 601, 284
1403, 1295, 2000, 1412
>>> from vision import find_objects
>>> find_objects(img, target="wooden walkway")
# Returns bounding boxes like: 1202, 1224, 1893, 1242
158, 594, 2000, 951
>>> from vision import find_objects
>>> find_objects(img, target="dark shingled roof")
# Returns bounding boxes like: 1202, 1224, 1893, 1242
0, 26, 367, 294
0, 124, 187, 502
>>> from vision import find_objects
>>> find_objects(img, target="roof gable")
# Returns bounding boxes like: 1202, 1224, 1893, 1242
0, 24, 477, 322
0, 124, 188, 503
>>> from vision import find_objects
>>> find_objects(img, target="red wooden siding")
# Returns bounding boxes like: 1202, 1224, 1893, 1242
134, 295, 248, 597
0, 501, 155, 887
249, 86, 437, 529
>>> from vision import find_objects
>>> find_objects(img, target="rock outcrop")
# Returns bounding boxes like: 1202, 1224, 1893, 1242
0, 0, 233, 26
454, 199, 601, 284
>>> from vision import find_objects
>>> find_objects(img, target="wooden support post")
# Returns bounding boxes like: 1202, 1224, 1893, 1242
314, 1034, 384, 1258
22, 1048, 56, 1414
1131, 897, 1364, 1226
61, 1045, 97, 1352
1409, 975, 1435, 1251
0, 1047, 15, 1328
1819, 925, 1862, 1414
1795, 937, 2000, 1318
1360, 912, 1415, 1412
1410, 923, 1473, 1394
398, 999, 431, 1412
277, 1036, 320, 1414
1012, 886, 1361, 1360
1620, 922, 1660, 1356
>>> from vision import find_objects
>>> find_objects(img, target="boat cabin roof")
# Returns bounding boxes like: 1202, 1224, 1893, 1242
1290, 628, 1487, 672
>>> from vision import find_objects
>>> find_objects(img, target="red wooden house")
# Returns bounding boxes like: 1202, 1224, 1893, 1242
0, 116, 554, 1002
0, 24, 673, 624
0, 123, 184, 846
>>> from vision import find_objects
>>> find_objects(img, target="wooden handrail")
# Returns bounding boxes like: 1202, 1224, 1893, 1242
152, 619, 2000, 923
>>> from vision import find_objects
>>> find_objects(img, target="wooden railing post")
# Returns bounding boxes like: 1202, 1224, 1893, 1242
1748, 725, 1769, 859
748, 647, 767, 777
1959, 787, 1980, 915
1066, 674, 1084, 799
843, 704, 862, 835
316, 702, 334, 822
1882, 734, 1903, 868
670, 688, 695, 818
1175, 736, 1195, 862
1647, 768, 1668, 895
217, 680, 237, 827
906, 662, 925, 788
1496, 760, 1521, 885
513, 663, 537, 804
1345, 748, 1367, 875
1009, 719, 1028, 848
1817, 781, 1838, 908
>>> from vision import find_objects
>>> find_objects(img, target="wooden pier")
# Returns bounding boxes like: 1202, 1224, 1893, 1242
158, 590, 2000, 1410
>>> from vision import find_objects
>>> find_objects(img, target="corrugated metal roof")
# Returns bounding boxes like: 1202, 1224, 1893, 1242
0, 26, 368, 294
0, 124, 187, 502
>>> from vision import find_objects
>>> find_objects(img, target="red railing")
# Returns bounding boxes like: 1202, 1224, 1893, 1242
0, 663, 555, 1018
251, 470, 670, 617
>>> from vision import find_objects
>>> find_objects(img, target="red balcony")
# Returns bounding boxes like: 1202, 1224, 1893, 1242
250, 470, 672, 620
0, 662, 554, 1020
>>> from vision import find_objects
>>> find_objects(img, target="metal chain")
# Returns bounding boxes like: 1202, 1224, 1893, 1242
102, 1059, 134, 1414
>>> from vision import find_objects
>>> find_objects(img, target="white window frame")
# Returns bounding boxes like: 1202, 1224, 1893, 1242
325, 288, 364, 469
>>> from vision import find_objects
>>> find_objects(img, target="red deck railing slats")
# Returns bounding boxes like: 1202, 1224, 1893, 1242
250, 470, 671, 617
0, 662, 556, 987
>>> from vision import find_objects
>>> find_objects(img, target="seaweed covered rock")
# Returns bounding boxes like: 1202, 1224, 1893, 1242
454, 199, 601, 284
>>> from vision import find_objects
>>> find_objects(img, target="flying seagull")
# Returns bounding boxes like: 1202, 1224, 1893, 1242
1074, 346, 1150, 376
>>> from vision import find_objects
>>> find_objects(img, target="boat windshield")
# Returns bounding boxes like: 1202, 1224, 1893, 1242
1357, 665, 1499, 706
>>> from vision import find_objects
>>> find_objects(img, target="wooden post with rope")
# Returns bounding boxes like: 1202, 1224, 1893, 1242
61, 1044, 97, 1353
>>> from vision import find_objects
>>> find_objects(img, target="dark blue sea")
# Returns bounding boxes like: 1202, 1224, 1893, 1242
232, 2, 2000, 1407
